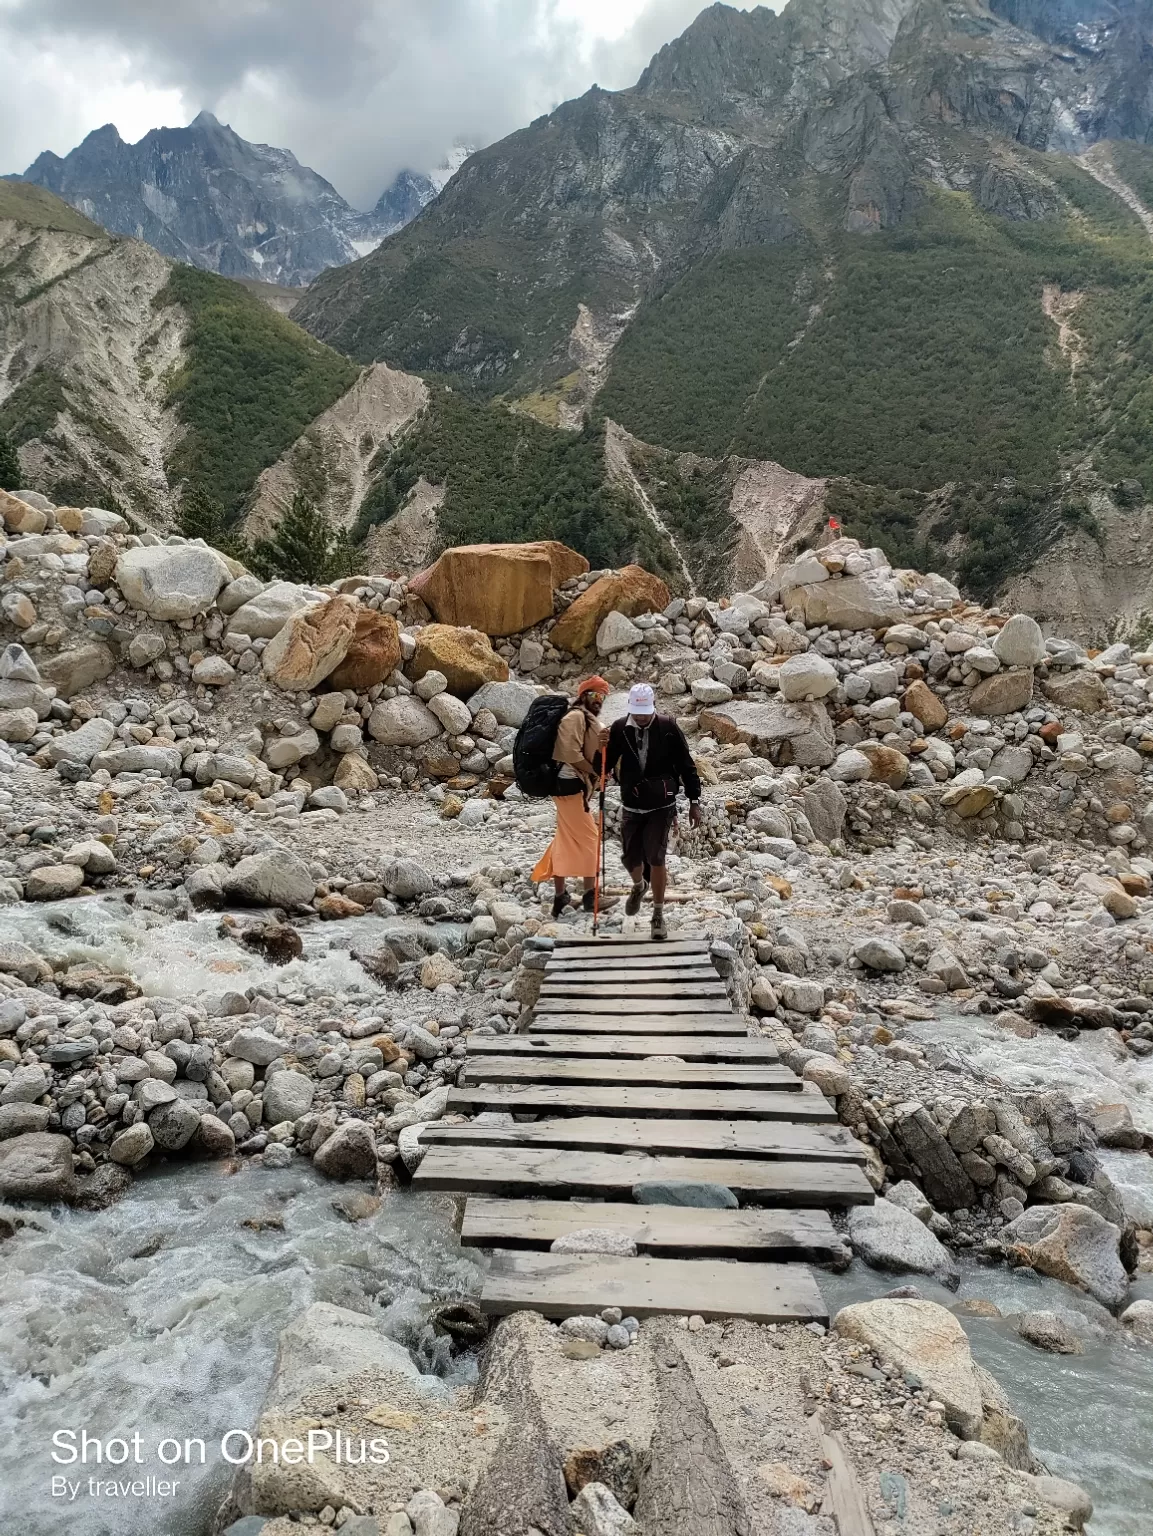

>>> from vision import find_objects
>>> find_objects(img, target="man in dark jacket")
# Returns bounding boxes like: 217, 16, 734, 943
602, 683, 702, 940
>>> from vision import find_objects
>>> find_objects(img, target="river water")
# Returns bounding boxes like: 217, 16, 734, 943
822, 1258, 1153, 1536
3, 906, 1153, 1532
0, 1164, 481, 1536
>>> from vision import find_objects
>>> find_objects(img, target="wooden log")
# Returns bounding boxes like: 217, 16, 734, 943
466, 1034, 778, 1062
633, 1322, 755, 1535
426, 1115, 863, 1161
480, 1250, 827, 1325
412, 1145, 875, 1205
458, 1314, 575, 1536
461, 1198, 848, 1262
446, 1082, 837, 1121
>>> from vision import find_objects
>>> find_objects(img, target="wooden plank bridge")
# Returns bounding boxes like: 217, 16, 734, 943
412, 932, 873, 1324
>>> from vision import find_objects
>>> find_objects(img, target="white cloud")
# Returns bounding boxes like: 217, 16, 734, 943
0, 0, 777, 206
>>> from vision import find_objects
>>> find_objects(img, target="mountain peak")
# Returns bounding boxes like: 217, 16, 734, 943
190, 110, 223, 131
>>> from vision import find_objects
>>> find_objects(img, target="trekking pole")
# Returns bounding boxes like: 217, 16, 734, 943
593, 757, 607, 935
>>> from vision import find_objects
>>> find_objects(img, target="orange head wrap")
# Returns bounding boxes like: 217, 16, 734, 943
576, 675, 610, 700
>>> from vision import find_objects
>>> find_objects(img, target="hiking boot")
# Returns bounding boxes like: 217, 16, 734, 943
551, 891, 573, 919
582, 890, 618, 913
625, 881, 648, 916
650, 907, 668, 941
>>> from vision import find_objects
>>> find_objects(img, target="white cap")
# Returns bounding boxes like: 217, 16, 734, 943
627, 683, 656, 716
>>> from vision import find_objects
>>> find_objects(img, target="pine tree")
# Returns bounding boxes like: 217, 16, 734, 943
180, 485, 226, 542
179, 484, 246, 559
251, 491, 346, 583
0, 431, 21, 493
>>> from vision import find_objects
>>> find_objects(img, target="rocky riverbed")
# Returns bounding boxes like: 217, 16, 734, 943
3, 492, 1153, 1529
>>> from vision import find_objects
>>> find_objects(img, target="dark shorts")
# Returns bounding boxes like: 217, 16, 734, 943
621, 807, 676, 876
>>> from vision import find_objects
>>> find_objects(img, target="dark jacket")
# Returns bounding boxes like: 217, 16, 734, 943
603, 714, 702, 814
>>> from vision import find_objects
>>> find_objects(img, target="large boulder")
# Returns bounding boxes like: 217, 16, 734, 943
969, 669, 1034, 717
467, 680, 539, 727
263, 1070, 316, 1124
784, 572, 903, 630
550, 566, 671, 654
0, 1132, 76, 1202
993, 614, 1046, 668
46, 716, 116, 766
367, 695, 441, 746
40, 642, 116, 699
313, 1119, 377, 1180
224, 850, 316, 909
229, 580, 324, 639
848, 1198, 959, 1287
698, 699, 835, 767
0, 489, 47, 534
327, 610, 402, 690
1001, 1204, 1128, 1311
262, 596, 359, 692
411, 624, 509, 696
833, 1299, 983, 1437
1042, 670, 1109, 714
115, 544, 230, 620
409, 541, 587, 636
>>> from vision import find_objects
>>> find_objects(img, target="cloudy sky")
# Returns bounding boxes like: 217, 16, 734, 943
0, 0, 774, 209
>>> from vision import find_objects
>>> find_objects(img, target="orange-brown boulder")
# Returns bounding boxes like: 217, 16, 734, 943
902, 679, 948, 732
408, 541, 588, 636
550, 566, 671, 654
328, 610, 402, 691
857, 742, 910, 788
411, 624, 510, 696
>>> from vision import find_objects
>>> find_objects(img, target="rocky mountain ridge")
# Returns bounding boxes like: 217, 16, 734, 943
297, 0, 1153, 382
13, 113, 462, 288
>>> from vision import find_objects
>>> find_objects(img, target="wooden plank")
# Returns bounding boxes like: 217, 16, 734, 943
461, 1198, 846, 1262
546, 958, 717, 978
462, 1057, 798, 1089
425, 1116, 863, 1161
543, 969, 721, 987
535, 996, 733, 1015
548, 940, 708, 960
467, 1034, 778, 1063
551, 934, 708, 949
812, 1412, 877, 1536
447, 1082, 838, 1121
529, 1013, 747, 1036
413, 1145, 874, 1205
539, 981, 729, 1000
479, 1250, 828, 1324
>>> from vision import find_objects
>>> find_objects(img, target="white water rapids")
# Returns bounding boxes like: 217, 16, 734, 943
0, 1164, 481, 1536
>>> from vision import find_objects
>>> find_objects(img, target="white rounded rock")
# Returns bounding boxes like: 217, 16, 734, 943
779, 652, 838, 701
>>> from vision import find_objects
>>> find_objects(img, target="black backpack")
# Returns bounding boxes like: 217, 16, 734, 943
513, 695, 580, 797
